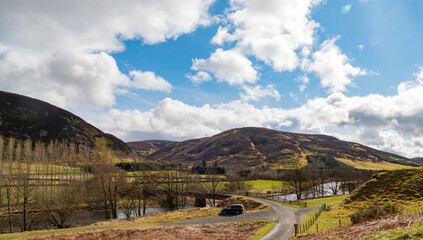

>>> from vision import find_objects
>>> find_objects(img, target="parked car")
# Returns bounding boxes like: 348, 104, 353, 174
221, 204, 244, 215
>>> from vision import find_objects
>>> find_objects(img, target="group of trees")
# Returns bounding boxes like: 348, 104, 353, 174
280, 167, 374, 200
0, 136, 229, 233
0, 136, 94, 232
0, 137, 150, 232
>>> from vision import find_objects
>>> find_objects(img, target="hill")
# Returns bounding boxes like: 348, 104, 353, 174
342, 167, 423, 210
147, 127, 420, 170
412, 157, 423, 163
127, 140, 176, 156
0, 91, 133, 155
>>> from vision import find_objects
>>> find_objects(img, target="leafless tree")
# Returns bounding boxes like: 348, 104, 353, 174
132, 170, 157, 216
280, 168, 310, 200
202, 175, 223, 206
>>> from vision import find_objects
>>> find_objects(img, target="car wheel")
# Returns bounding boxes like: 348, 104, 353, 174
222, 211, 226, 215
236, 211, 240, 214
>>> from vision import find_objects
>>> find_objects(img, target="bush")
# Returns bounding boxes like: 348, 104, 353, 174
349, 203, 398, 224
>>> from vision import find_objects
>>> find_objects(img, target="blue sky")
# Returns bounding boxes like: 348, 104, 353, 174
1, 0, 423, 157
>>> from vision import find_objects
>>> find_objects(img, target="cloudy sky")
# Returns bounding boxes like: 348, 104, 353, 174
1, 0, 423, 158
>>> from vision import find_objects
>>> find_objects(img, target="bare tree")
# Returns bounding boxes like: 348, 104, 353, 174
281, 168, 310, 200
202, 175, 223, 206
132, 170, 157, 216
88, 148, 128, 219
44, 183, 81, 228
224, 173, 252, 194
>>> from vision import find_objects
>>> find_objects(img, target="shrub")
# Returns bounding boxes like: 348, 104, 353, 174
349, 203, 399, 224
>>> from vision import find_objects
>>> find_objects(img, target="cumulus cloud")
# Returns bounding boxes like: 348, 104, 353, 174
191, 48, 259, 85
95, 67, 423, 158
302, 37, 367, 93
96, 98, 292, 140
127, 70, 172, 93
186, 71, 212, 85
240, 85, 280, 102
295, 74, 310, 92
0, 0, 215, 108
215, 0, 322, 72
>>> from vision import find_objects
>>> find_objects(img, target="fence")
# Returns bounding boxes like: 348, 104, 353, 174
294, 204, 327, 235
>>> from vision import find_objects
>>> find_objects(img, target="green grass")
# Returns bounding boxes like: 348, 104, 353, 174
302, 210, 351, 234
246, 180, 288, 190
247, 221, 276, 240
368, 221, 423, 239
297, 195, 351, 234
335, 158, 412, 170
303, 195, 349, 208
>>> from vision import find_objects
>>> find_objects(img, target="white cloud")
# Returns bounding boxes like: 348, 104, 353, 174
295, 74, 310, 92
186, 71, 212, 84
96, 98, 292, 140
191, 48, 259, 85
302, 37, 367, 93
357, 44, 364, 51
210, 26, 232, 45
214, 0, 322, 72
127, 70, 172, 93
240, 85, 280, 102
0, 0, 216, 108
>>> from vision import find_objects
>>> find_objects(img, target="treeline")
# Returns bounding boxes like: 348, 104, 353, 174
0, 136, 231, 233
279, 167, 375, 200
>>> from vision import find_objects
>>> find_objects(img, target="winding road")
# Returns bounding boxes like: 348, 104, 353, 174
159, 197, 317, 240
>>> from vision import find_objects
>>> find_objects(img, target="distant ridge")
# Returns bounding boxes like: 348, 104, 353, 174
127, 140, 176, 156
0, 91, 133, 155
145, 127, 420, 170
412, 157, 423, 163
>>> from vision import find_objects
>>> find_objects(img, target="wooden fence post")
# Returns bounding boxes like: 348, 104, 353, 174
294, 224, 298, 235
316, 223, 318, 233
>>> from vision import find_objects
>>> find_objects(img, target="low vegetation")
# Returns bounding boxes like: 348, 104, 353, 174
246, 180, 287, 190
3, 221, 270, 240
293, 168, 423, 238
247, 221, 276, 240
294, 213, 423, 240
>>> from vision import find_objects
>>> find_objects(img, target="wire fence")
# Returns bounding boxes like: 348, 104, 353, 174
294, 203, 331, 235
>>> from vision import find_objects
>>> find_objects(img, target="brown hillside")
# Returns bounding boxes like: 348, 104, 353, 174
0, 91, 133, 155
127, 140, 176, 156
147, 127, 419, 169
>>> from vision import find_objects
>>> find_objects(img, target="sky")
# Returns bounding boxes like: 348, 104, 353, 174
1, 0, 423, 158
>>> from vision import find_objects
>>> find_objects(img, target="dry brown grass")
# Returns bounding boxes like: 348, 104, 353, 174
294, 213, 423, 240
28, 222, 266, 240
217, 196, 269, 212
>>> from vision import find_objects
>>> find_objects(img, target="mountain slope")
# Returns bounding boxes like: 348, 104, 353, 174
127, 140, 176, 156
147, 127, 419, 169
0, 91, 132, 154
342, 167, 423, 210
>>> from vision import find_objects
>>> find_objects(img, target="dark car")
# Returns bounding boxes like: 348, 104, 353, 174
221, 204, 244, 215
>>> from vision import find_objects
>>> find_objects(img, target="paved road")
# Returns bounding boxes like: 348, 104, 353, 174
159, 197, 317, 240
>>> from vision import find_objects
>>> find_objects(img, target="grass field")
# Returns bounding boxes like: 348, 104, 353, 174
303, 195, 348, 208
299, 195, 351, 234
246, 180, 288, 190
335, 158, 412, 170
